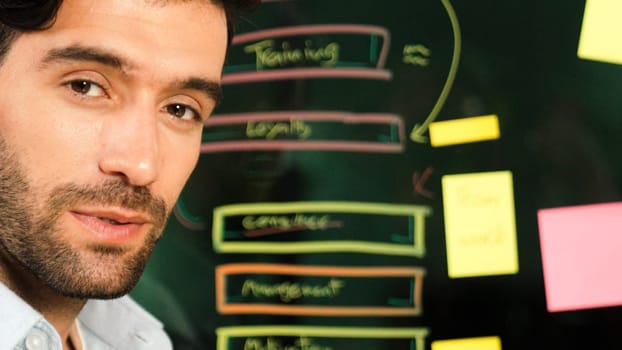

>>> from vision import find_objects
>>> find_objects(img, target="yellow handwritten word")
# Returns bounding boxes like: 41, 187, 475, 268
403, 44, 431, 66
241, 278, 345, 303
244, 40, 340, 70
246, 120, 312, 140
244, 337, 331, 350
242, 214, 331, 231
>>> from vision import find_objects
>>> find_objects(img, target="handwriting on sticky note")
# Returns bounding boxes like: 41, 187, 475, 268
578, 0, 622, 65
429, 114, 500, 147
432, 336, 502, 350
442, 171, 518, 278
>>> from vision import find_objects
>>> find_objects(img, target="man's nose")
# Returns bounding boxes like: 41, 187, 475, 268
97, 104, 160, 187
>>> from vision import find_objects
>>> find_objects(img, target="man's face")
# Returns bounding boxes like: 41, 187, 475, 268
0, 0, 227, 298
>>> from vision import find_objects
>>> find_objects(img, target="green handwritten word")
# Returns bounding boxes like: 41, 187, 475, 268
241, 278, 345, 303
244, 40, 340, 70
244, 336, 331, 350
242, 214, 330, 231
246, 119, 312, 140
403, 44, 431, 66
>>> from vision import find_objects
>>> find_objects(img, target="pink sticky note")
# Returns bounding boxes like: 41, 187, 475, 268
538, 202, 622, 312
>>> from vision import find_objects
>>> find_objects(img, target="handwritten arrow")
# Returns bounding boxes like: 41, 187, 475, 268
413, 167, 434, 199
410, 0, 462, 143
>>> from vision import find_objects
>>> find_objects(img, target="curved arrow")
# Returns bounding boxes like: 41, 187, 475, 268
410, 0, 462, 143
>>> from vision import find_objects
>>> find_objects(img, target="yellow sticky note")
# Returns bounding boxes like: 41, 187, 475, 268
432, 336, 502, 350
429, 115, 500, 147
442, 171, 518, 278
578, 0, 622, 65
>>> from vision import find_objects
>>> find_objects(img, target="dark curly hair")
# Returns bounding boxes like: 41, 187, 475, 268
0, 0, 259, 60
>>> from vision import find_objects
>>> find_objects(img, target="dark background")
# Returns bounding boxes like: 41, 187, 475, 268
132, 0, 622, 348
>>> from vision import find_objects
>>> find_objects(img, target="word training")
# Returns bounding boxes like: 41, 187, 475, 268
244, 40, 340, 70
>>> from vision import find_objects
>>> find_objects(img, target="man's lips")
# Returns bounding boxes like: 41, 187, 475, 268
71, 208, 150, 225
69, 208, 151, 242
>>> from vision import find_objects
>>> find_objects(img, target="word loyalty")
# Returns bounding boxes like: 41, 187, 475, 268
246, 119, 312, 140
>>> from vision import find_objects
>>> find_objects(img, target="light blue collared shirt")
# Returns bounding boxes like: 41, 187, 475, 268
0, 282, 172, 350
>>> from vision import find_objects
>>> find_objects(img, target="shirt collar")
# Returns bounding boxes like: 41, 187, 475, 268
0, 282, 52, 347
0, 282, 171, 349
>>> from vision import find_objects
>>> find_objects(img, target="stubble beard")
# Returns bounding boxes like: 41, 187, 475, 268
0, 138, 169, 299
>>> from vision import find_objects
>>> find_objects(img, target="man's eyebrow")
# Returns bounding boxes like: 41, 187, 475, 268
40, 45, 223, 102
178, 77, 223, 104
40, 45, 130, 71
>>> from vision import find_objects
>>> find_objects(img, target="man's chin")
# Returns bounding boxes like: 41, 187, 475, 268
37, 251, 149, 300
47, 270, 144, 300
57, 284, 136, 300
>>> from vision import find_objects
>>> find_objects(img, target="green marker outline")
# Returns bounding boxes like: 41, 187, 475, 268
213, 201, 432, 257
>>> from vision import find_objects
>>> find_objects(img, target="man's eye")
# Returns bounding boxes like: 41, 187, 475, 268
68, 80, 106, 97
166, 104, 199, 121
